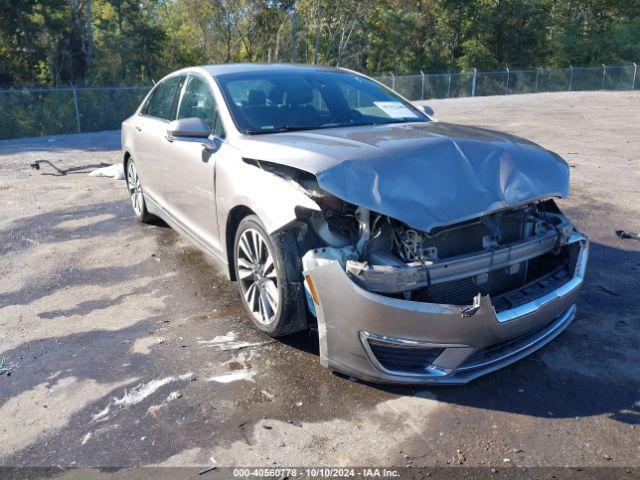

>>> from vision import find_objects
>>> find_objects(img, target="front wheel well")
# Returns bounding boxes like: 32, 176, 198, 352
123, 151, 131, 170
225, 205, 255, 280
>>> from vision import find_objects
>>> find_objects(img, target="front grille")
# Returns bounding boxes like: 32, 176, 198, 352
422, 249, 572, 309
491, 265, 571, 312
426, 261, 527, 306
368, 341, 444, 373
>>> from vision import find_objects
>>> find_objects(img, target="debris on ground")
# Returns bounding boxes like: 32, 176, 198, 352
147, 406, 161, 418
207, 370, 255, 383
0, 357, 14, 376
615, 230, 640, 241
145, 390, 184, 418
197, 331, 276, 351
81, 432, 92, 445
198, 466, 217, 475
596, 285, 618, 296
110, 373, 193, 409
30, 160, 111, 176
88, 163, 125, 180
166, 391, 182, 401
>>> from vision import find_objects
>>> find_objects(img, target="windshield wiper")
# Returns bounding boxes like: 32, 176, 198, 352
245, 118, 426, 135
246, 125, 318, 135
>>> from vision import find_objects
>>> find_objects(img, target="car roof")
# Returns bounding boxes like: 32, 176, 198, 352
200, 63, 342, 77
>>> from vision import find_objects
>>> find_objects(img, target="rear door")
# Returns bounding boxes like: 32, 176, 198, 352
133, 76, 183, 205
161, 74, 227, 251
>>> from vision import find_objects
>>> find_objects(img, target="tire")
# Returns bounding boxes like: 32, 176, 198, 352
233, 215, 304, 337
125, 158, 154, 223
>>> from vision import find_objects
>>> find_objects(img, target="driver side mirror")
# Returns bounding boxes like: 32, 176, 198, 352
167, 117, 211, 140
417, 104, 434, 117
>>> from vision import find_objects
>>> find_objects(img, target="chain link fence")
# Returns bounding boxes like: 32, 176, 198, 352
1, 63, 638, 140
376, 64, 639, 101
0, 86, 150, 140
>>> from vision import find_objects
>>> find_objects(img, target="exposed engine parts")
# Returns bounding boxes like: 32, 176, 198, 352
247, 157, 578, 310
302, 191, 577, 309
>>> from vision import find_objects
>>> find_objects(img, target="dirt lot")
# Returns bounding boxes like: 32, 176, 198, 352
1, 91, 639, 470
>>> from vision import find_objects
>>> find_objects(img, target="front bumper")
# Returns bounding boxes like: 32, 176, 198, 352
304, 233, 588, 385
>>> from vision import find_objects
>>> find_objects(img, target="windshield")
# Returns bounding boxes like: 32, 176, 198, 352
215, 69, 429, 134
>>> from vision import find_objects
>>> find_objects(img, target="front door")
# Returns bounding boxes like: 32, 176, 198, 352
162, 74, 227, 251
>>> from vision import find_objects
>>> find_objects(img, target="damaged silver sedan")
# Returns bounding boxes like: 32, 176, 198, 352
121, 64, 588, 384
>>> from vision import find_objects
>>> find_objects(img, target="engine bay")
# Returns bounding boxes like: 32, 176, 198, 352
301, 185, 577, 310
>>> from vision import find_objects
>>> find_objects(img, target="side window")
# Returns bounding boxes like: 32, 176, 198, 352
177, 75, 225, 138
142, 76, 182, 120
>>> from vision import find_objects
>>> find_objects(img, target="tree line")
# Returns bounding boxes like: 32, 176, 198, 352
1, 0, 638, 87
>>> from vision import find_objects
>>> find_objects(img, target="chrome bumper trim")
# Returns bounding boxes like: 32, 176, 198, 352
496, 233, 588, 323
456, 304, 575, 372
358, 331, 461, 378
360, 304, 576, 382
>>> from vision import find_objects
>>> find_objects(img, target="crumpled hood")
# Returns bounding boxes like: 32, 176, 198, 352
237, 121, 570, 232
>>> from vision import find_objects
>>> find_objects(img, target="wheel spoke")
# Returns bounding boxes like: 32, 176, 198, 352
252, 288, 260, 313
259, 288, 272, 322
239, 235, 254, 262
243, 282, 256, 308
237, 258, 254, 279
257, 235, 266, 263
264, 280, 278, 312
257, 289, 266, 322
262, 256, 276, 279
250, 230, 260, 261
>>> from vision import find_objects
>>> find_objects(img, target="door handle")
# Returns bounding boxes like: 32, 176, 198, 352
164, 134, 174, 142
135, 126, 142, 132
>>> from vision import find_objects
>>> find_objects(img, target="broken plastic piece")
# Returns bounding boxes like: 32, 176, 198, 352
460, 293, 482, 317
615, 230, 640, 241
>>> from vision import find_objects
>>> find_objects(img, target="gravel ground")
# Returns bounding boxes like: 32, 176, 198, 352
0, 91, 639, 471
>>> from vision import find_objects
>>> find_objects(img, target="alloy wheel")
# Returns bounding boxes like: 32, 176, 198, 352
127, 162, 143, 216
237, 228, 279, 325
